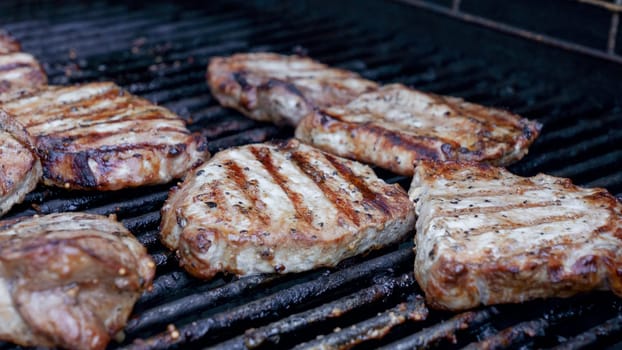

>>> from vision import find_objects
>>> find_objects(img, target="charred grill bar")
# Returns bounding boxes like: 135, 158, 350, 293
1, 0, 622, 349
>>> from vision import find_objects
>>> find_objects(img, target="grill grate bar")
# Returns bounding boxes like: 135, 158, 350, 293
2, 3, 129, 31
50, 19, 363, 93
538, 114, 621, 149
378, 308, 498, 350
8, 6, 240, 55
549, 149, 622, 183
137, 271, 199, 308
292, 294, 428, 350
134, 229, 160, 248
391, 59, 490, 87
85, 192, 169, 218
314, 37, 435, 73
126, 274, 279, 336
120, 247, 413, 349
461, 80, 555, 109
415, 70, 500, 96
586, 172, 622, 192
212, 273, 417, 350
462, 298, 611, 349
463, 319, 550, 349
517, 129, 622, 178
551, 315, 622, 350
207, 126, 283, 153
149, 251, 175, 268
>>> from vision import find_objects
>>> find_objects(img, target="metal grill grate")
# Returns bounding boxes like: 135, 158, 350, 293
395, 0, 622, 64
1, 1, 622, 349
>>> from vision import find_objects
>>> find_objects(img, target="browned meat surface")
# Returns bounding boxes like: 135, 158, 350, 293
0, 31, 20, 54
1, 82, 210, 190
296, 84, 541, 175
207, 53, 378, 126
0, 52, 47, 103
409, 160, 622, 311
0, 110, 41, 217
0, 212, 155, 350
161, 139, 415, 279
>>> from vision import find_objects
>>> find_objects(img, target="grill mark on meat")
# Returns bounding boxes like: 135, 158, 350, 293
431, 186, 546, 198
362, 103, 464, 152
433, 200, 562, 216
19, 85, 122, 111
222, 160, 270, 225
324, 112, 448, 160
4, 236, 135, 274
47, 127, 188, 146
324, 152, 392, 216
289, 150, 359, 225
18, 89, 133, 128
232, 72, 251, 90
381, 129, 448, 160
39, 140, 172, 156
455, 213, 588, 237
70, 152, 98, 188
37, 108, 181, 134
0, 62, 33, 72
261, 78, 307, 100
249, 146, 314, 225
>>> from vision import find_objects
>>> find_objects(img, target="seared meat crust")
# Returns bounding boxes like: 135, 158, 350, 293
0, 212, 155, 350
296, 84, 541, 175
409, 160, 622, 311
1, 82, 210, 190
0, 110, 41, 217
207, 53, 378, 126
161, 139, 415, 279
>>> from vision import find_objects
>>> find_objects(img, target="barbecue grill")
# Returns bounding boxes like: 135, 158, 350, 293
1, 0, 622, 349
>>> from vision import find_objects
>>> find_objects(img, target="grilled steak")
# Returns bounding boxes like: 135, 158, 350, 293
0, 31, 20, 54
0, 212, 155, 350
1, 82, 210, 190
0, 52, 47, 103
0, 110, 41, 217
207, 53, 378, 126
161, 139, 415, 279
409, 160, 622, 311
296, 84, 541, 176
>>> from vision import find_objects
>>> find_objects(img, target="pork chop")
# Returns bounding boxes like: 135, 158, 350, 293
0, 212, 155, 350
160, 139, 415, 279
409, 160, 622, 311
0, 82, 210, 190
296, 84, 541, 176
207, 53, 378, 126
0, 110, 41, 217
